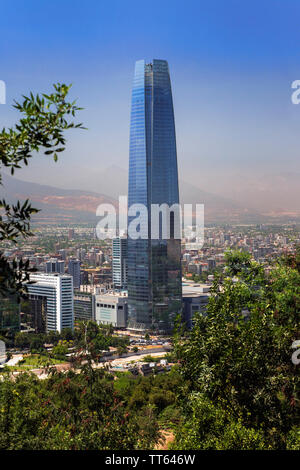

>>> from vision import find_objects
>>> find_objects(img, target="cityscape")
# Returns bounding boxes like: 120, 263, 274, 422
0, 0, 299, 457
1, 222, 299, 334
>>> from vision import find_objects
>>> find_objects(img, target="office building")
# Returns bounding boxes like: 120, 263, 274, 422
74, 291, 95, 323
67, 259, 81, 289
95, 291, 128, 328
27, 273, 74, 332
58, 249, 66, 260
112, 237, 128, 289
0, 297, 20, 331
207, 258, 216, 270
127, 59, 182, 332
182, 283, 211, 329
46, 258, 65, 274
20, 296, 47, 333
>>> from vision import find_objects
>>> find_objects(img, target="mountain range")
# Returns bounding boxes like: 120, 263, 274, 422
1, 171, 299, 225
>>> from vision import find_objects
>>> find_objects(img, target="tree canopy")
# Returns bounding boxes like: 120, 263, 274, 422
0, 83, 84, 299
172, 251, 300, 449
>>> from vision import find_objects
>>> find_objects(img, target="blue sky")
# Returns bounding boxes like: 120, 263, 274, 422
1, 0, 300, 206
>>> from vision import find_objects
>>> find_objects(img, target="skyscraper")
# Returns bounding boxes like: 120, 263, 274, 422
127, 59, 182, 332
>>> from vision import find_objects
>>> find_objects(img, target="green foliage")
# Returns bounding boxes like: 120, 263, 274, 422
29, 335, 44, 353
158, 404, 182, 430
0, 370, 152, 450
51, 341, 68, 360
286, 427, 300, 450
0, 83, 84, 300
171, 393, 268, 450
12, 354, 64, 371
14, 332, 31, 349
126, 371, 183, 412
140, 355, 160, 363
60, 328, 74, 342
0, 364, 182, 449
174, 250, 300, 449
282, 246, 300, 274
224, 249, 252, 276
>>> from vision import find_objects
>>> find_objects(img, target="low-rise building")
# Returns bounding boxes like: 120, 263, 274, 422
74, 291, 95, 323
182, 283, 210, 329
95, 291, 128, 328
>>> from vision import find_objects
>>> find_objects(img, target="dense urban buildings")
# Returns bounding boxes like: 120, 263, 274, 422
127, 59, 182, 332
1, 222, 299, 334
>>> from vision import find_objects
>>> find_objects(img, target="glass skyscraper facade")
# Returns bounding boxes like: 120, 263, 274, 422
127, 59, 182, 332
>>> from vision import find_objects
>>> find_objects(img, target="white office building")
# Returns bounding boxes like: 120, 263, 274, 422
27, 273, 74, 332
112, 238, 128, 289
95, 291, 128, 328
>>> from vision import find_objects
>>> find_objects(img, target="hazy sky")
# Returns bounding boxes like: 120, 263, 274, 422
1, 0, 300, 207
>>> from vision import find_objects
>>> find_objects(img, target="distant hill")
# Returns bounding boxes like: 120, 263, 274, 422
1, 171, 296, 224
94, 166, 263, 223
0, 173, 118, 224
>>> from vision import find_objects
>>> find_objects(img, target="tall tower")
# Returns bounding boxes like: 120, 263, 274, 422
127, 59, 182, 332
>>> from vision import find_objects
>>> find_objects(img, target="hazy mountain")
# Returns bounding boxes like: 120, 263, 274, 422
0, 173, 118, 224
93, 166, 262, 222
1, 171, 297, 224
215, 172, 300, 215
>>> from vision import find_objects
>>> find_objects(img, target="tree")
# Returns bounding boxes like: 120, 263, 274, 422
173, 250, 300, 449
60, 328, 74, 342
117, 345, 128, 357
14, 332, 30, 349
29, 336, 44, 353
0, 83, 84, 300
0, 370, 148, 450
51, 341, 68, 360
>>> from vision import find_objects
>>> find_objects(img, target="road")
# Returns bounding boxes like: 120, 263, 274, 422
2, 347, 169, 378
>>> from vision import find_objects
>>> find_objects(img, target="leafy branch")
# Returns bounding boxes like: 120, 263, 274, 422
0, 83, 84, 300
